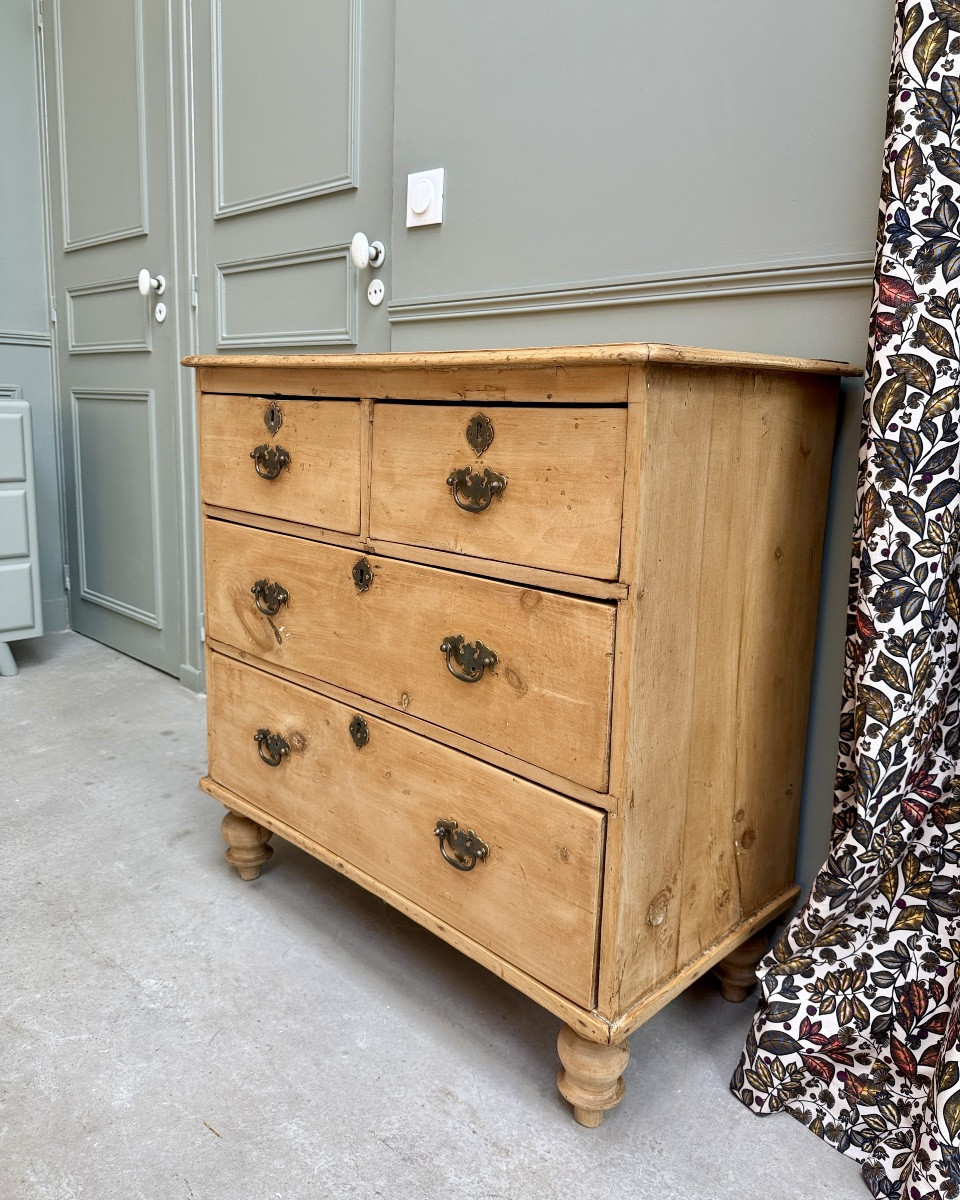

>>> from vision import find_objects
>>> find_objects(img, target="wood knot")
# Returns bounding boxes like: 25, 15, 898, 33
520, 589, 542, 612
504, 666, 527, 696
399, 692, 410, 710
556, 846, 571, 863
646, 889, 670, 926
739, 827, 757, 850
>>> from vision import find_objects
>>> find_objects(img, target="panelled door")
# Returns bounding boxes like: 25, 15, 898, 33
191, 0, 395, 355
45, 0, 396, 680
44, 0, 184, 675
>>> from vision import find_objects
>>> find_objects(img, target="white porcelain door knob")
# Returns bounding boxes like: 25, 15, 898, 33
350, 232, 386, 270
138, 268, 165, 296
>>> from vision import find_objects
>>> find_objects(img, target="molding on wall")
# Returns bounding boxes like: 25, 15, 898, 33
216, 244, 357, 348
0, 331, 51, 347
70, 387, 163, 630
388, 254, 875, 324
52, 0, 149, 251
66, 277, 151, 354
211, 0, 360, 218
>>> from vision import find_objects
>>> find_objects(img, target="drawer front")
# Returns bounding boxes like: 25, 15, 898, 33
369, 404, 627, 579
204, 519, 616, 791
208, 653, 605, 1007
199, 394, 362, 534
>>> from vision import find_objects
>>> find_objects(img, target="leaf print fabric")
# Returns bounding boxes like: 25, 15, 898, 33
731, 4, 960, 1197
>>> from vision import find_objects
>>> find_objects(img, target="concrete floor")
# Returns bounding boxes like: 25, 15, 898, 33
1, 631, 869, 1200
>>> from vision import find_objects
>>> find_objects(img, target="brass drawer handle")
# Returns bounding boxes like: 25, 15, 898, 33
446, 466, 507, 513
254, 727, 290, 767
434, 819, 489, 871
440, 635, 497, 683
251, 578, 289, 616
250, 443, 291, 480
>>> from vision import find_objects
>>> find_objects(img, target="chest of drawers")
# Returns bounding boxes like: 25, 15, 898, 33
186, 343, 854, 1125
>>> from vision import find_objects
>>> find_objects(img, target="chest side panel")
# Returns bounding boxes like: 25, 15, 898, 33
600, 363, 840, 1018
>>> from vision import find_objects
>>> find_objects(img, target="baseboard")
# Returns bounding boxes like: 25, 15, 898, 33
179, 661, 205, 693
42, 596, 69, 632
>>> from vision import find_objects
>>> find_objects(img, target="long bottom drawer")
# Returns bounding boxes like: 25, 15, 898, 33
207, 652, 605, 1007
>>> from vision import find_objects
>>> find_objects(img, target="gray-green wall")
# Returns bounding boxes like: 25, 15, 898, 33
10, 0, 895, 895
390, 1, 891, 894
1, 0, 67, 632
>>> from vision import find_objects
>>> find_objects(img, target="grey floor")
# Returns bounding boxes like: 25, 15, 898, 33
2, 632, 869, 1200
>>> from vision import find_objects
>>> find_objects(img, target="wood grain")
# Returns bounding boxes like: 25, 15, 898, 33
201, 771, 614, 1043
207, 651, 606, 1007
183, 341, 861, 375
607, 887, 799, 1042
201, 503, 629, 600
599, 363, 837, 1016
208, 637, 618, 811
191, 346, 844, 1116
203, 518, 618, 790
370, 403, 627, 579
195, 364, 630, 404
198, 393, 362, 532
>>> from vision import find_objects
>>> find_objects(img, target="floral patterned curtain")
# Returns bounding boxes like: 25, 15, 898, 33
731, 4, 960, 1197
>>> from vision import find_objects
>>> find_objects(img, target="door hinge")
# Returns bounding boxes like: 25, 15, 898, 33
190, 273, 199, 309
49, 299, 57, 324
199, 611, 205, 643
36, 0, 42, 29
63, 563, 70, 591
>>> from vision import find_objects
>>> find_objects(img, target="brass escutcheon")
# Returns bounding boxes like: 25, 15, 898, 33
251, 578, 289, 616
349, 714, 369, 749
250, 443, 291, 480
446, 466, 507, 513
254, 727, 290, 767
440, 635, 497, 683
465, 412, 494, 456
434, 819, 489, 871
263, 401, 283, 436
352, 556, 373, 592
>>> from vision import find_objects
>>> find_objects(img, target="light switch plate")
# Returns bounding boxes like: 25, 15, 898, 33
406, 168, 444, 227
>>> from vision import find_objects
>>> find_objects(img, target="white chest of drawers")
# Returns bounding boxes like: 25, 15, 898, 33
186, 343, 853, 1124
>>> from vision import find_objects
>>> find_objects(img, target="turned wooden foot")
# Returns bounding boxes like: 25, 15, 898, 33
221, 810, 273, 880
713, 930, 767, 1002
556, 1025, 630, 1127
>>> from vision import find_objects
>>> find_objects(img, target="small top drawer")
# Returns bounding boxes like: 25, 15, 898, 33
199, 394, 362, 534
369, 404, 627, 579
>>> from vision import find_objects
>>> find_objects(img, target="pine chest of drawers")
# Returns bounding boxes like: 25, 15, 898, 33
186, 343, 854, 1124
